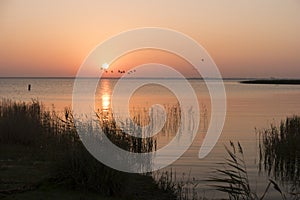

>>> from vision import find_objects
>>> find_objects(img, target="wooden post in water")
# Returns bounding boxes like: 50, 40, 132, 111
28, 84, 31, 91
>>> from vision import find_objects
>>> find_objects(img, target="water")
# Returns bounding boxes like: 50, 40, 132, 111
1, 78, 300, 199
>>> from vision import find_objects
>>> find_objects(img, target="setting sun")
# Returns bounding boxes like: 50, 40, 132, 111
0, 1, 300, 199
101, 63, 109, 70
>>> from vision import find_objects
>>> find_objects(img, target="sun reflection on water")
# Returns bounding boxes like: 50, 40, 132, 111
102, 94, 110, 110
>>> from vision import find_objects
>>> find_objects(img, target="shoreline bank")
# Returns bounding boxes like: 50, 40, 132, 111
240, 79, 300, 85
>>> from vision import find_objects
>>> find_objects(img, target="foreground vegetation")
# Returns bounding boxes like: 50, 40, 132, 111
259, 116, 300, 189
208, 142, 285, 200
0, 99, 175, 199
209, 142, 254, 199
208, 115, 300, 200
2, 99, 300, 200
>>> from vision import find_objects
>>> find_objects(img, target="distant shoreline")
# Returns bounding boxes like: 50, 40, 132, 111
240, 79, 300, 85
0, 77, 251, 80
1, 77, 300, 84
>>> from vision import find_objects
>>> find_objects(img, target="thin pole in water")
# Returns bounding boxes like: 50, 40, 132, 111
28, 84, 31, 91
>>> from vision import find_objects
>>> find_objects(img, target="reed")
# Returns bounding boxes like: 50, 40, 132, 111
153, 169, 204, 200
208, 141, 285, 200
0, 99, 43, 145
259, 116, 300, 198
97, 107, 157, 154
0, 99, 125, 195
0, 99, 161, 196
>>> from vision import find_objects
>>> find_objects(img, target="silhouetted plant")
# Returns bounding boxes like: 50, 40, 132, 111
259, 116, 300, 198
208, 141, 286, 200
154, 169, 202, 200
0, 99, 157, 196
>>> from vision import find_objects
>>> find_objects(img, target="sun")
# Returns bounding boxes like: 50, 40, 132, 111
102, 63, 109, 70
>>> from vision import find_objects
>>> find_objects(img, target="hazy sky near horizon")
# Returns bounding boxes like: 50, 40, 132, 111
1, 0, 300, 78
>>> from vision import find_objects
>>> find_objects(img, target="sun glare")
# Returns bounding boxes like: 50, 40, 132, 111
102, 94, 110, 110
102, 63, 109, 69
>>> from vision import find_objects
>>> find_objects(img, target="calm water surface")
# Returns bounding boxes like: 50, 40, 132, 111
1, 78, 300, 199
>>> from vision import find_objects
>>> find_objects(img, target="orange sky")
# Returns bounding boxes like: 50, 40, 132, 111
0, 0, 300, 78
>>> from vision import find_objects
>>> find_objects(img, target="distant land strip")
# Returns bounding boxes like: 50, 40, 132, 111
240, 79, 300, 85
0, 77, 247, 80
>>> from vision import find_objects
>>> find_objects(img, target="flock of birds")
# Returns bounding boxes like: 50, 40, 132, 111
99, 58, 205, 75
100, 67, 137, 75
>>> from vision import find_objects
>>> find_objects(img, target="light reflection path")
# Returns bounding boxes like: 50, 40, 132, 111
72, 28, 226, 173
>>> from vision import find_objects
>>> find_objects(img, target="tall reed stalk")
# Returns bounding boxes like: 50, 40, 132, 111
208, 141, 285, 200
259, 116, 300, 199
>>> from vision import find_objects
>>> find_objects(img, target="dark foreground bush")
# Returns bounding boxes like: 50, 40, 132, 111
0, 99, 43, 145
0, 99, 129, 196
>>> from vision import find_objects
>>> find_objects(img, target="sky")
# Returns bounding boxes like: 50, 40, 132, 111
0, 0, 300, 78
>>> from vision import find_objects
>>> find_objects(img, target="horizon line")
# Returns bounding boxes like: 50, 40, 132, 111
1, 76, 299, 80
0, 77, 252, 80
